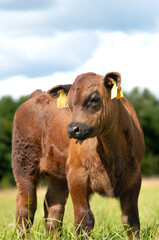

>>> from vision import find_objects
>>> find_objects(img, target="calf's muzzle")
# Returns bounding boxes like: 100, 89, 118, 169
67, 122, 92, 140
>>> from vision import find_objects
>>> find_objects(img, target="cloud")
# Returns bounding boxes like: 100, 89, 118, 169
0, 0, 52, 10
0, 31, 101, 79
0, 0, 159, 99
0, 0, 159, 38
52, 0, 159, 33
0, 72, 76, 99
1, 32, 159, 99
0, 0, 159, 81
78, 32, 159, 96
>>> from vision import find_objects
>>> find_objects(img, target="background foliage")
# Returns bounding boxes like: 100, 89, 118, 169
0, 88, 159, 187
0, 96, 27, 187
125, 88, 159, 176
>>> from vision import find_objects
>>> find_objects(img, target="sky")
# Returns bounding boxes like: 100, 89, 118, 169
0, 0, 159, 99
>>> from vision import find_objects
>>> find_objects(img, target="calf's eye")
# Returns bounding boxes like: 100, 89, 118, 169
91, 96, 100, 105
82, 91, 102, 112
90, 96, 101, 110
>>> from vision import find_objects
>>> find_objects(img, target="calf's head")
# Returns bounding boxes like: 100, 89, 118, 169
47, 72, 122, 141
67, 72, 122, 140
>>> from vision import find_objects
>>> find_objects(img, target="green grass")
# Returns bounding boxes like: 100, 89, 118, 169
0, 178, 159, 239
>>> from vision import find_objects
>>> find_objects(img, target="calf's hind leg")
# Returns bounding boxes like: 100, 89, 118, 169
44, 176, 69, 236
12, 137, 40, 232
120, 175, 141, 239
16, 178, 39, 231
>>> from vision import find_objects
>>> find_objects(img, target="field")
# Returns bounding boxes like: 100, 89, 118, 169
0, 178, 159, 239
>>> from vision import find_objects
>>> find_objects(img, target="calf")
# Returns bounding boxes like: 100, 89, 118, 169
12, 72, 144, 238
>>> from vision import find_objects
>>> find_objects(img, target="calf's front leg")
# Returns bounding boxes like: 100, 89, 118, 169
67, 166, 94, 235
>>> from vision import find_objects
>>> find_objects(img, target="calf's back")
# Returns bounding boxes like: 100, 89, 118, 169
12, 92, 71, 181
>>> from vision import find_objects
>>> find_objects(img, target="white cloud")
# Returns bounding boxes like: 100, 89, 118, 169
78, 32, 159, 96
0, 0, 52, 10
0, 1, 159, 99
0, 73, 76, 99
0, 0, 159, 38
1, 32, 159, 99
0, 30, 100, 78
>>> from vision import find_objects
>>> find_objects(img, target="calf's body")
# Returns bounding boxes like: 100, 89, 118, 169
12, 72, 144, 238
12, 93, 71, 232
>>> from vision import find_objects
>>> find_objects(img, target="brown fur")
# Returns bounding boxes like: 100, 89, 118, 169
28, 89, 44, 99
12, 72, 144, 239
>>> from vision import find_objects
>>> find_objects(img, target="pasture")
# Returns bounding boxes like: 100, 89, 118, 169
0, 178, 159, 239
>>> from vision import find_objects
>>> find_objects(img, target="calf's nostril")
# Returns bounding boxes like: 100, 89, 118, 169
73, 126, 79, 133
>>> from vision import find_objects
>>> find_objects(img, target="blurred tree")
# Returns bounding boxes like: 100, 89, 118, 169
126, 88, 159, 175
0, 96, 27, 187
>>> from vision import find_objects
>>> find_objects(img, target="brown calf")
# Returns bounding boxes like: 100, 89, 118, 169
12, 72, 144, 238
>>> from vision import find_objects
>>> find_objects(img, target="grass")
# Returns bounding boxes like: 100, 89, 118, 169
0, 178, 159, 239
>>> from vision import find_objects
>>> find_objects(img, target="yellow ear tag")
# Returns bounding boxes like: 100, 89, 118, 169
57, 90, 68, 108
116, 87, 123, 99
111, 81, 117, 99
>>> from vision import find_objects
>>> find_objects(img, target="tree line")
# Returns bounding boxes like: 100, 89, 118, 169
0, 88, 159, 187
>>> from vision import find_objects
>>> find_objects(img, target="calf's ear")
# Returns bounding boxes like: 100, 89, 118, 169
47, 84, 72, 98
104, 72, 121, 89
